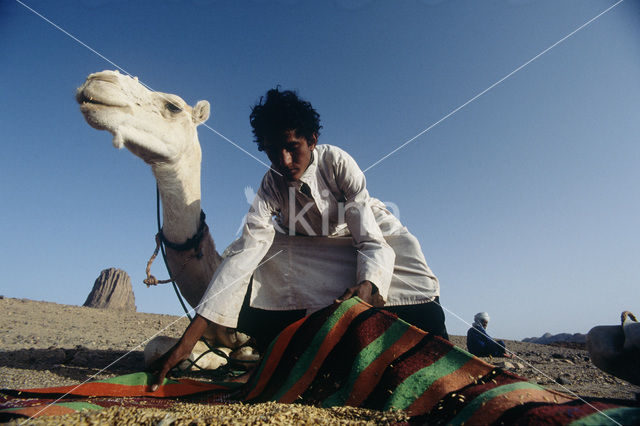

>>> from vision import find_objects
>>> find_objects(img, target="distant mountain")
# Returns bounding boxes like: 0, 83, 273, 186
522, 332, 587, 345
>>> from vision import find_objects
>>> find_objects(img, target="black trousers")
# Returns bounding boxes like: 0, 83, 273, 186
385, 297, 449, 340
237, 294, 449, 352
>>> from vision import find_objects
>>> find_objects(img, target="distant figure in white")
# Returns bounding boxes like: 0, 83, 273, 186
466, 312, 512, 358
587, 311, 640, 386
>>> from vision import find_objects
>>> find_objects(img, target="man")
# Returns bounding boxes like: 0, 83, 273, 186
151, 88, 447, 390
466, 312, 512, 358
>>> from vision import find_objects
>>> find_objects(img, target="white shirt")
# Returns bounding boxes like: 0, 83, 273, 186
196, 145, 438, 327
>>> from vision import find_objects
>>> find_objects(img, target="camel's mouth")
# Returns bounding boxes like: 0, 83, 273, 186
76, 87, 130, 134
76, 91, 119, 109
76, 92, 104, 106
75, 78, 130, 109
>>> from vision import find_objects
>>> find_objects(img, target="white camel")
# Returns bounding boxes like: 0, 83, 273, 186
144, 336, 231, 371
76, 70, 258, 370
586, 310, 640, 386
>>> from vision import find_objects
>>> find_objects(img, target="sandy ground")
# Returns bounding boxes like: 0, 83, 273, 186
1, 296, 638, 424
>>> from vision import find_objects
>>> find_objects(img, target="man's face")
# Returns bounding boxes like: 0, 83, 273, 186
265, 130, 317, 181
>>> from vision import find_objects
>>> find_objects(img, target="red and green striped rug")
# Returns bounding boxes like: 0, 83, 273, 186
2, 298, 639, 424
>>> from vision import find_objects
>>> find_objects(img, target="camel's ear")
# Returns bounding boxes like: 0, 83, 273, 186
192, 100, 210, 125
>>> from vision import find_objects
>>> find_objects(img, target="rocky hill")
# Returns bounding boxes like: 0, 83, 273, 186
522, 332, 587, 346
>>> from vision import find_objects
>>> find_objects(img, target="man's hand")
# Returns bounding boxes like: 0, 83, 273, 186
335, 280, 384, 307
148, 314, 210, 392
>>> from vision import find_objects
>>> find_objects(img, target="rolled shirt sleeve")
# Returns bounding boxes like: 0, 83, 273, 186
334, 150, 396, 300
196, 182, 277, 328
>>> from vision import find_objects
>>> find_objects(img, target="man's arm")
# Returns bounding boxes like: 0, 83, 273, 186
196, 185, 277, 328
149, 314, 210, 391
150, 183, 278, 390
333, 148, 396, 303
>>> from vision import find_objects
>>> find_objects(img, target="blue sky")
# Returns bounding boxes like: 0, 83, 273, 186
1, 0, 638, 340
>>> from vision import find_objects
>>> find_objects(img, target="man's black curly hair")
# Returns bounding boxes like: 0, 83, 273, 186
250, 87, 322, 151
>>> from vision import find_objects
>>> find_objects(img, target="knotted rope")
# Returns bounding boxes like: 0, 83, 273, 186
144, 234, 201, 287
144, 210, 208, 287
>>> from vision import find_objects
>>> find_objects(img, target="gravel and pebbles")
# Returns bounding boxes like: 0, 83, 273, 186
1, 297, 638, 424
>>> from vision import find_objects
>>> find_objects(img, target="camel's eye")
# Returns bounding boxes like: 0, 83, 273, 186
166, 102, 182, 113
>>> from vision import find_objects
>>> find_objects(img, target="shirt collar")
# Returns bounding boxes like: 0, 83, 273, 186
298, 150, 317, 185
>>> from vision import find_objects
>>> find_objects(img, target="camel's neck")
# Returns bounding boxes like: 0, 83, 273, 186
151, 148, 203, 244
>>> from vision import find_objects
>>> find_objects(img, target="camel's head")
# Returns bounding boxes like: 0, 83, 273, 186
76, 70, 210, 164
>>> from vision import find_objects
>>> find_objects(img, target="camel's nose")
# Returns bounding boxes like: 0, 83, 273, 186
76, 71, 120, 104
87, 70, 121, 84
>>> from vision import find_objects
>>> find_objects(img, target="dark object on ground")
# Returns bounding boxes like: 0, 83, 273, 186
587, 323, 640, 386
